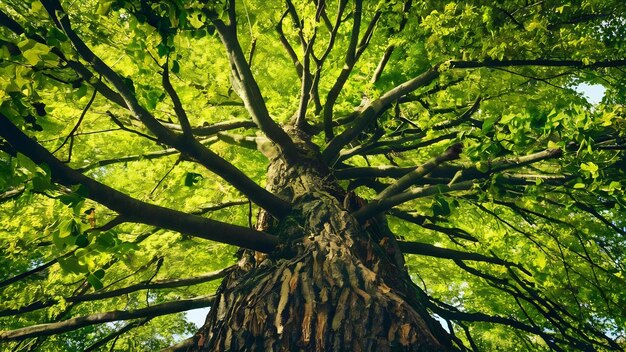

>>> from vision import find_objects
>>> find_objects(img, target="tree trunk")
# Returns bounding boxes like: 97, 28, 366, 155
190, 132, 453, 351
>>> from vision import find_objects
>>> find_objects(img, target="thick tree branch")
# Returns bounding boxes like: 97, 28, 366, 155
353, 180, 476, 222
376, 143, 462, 200
0, 295, 215, 341
323, 57, 626, 163
40, 0, 175, 142
322, 67, 440, 163
0, 115, 279, 252
209, 12, 299, 160
324, 0, 384, 141
38, 1, 292, 216
162, 59, 193, 136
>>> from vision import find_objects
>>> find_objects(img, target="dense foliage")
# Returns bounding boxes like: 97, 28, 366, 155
0, 0, 625, 350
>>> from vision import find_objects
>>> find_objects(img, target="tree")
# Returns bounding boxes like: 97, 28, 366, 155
0, 0, 625, 350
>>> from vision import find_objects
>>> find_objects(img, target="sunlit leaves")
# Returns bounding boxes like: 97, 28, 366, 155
0, 0, 624, 350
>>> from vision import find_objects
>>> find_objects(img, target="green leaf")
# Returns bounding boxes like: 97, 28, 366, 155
51, 229, 66, 249
18, 40, 51, 66
93, 269, 106, 279
188, 12, 206, 29
184, 172, 203, 187
58, 256, 89, 274
114, 242, 139, 254
581, 162, 599, 178
96, 231, 118, 248
16, 153, 41, 176
475, 161, 489, 173
75, 233, 89, 248
432, 197, 451, 217
96, 0, 114, 15
87, 274, 104, 290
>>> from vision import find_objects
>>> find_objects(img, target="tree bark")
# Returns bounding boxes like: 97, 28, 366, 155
190, 131, 453, 351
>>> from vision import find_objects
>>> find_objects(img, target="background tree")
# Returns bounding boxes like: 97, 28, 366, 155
0, 0, 625, 350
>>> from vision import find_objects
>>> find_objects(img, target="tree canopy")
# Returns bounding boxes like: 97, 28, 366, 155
0, 0, 625, 350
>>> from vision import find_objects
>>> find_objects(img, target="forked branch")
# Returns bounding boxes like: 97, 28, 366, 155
0, 114, 279, 252
208, 3, 299, 160
323, 58, 626, 164
39, 0, 291, 217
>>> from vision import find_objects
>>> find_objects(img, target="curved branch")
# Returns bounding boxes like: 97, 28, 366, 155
209, 13, 299, 160
323, 57, 626, 163
389, 209, 478, 242
370, 0, 413, 84
0, 295, 215, 341
191, 200, 249, 215
323, 1, 385, 141
426, 298, 569, 350
338, 132, 457, 162
0, 9, 127, 108
38, 1, 291, 217
163, 336, 198, 352
40, 0, 175, 142
0, 186, 26, 203
162, 60, 193, 136
0, 115, 279, 253
334, 165, 414, 179
322, 0, 363, 141
450, 58, 626, 69
0, 255, 63, 290
276, 9, 303, 78
216, 132, 266, 150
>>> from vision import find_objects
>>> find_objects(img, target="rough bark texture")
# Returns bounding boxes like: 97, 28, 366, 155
189, 130, 452, 351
